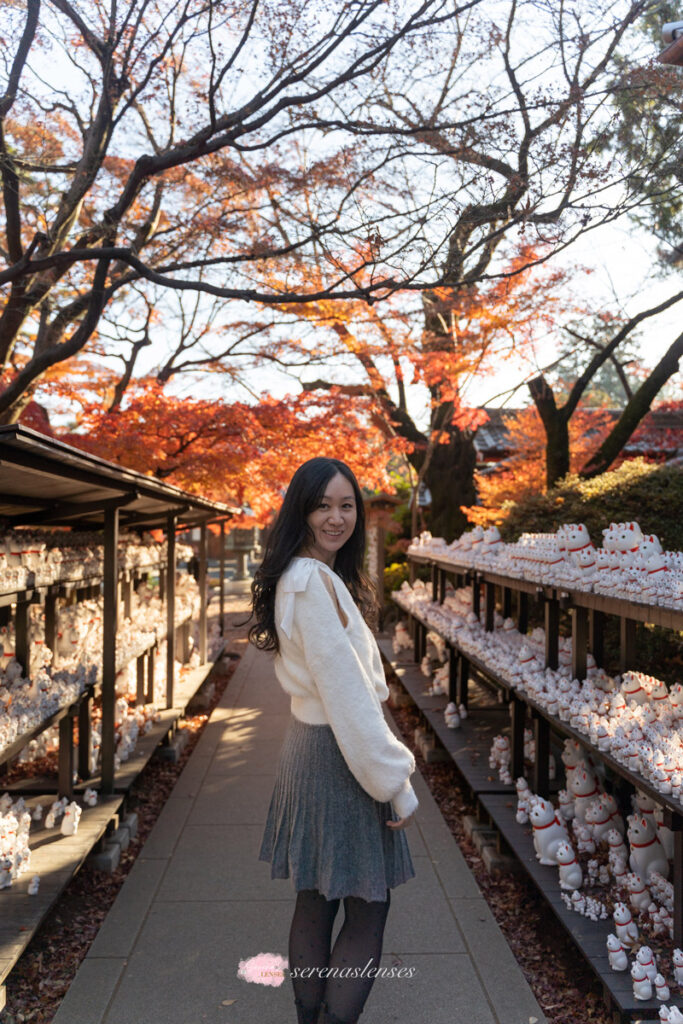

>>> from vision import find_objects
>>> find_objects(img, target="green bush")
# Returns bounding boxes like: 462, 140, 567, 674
383, 561, 409, 598
499, 459, 683, 549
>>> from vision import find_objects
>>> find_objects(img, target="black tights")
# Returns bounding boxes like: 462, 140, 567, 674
289, 887, 391, 1023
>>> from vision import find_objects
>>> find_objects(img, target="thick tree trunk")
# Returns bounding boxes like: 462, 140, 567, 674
409, 427, 477, 541
528, 375, 570, 487
415, 288, 479, 539
580, 330, 683, 478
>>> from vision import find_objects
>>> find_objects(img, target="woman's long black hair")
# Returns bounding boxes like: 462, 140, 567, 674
248, 457, 377, 652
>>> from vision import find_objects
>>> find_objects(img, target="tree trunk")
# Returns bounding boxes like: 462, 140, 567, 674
409, 427, 477, 541
528, 375, 570, 487
580, 329, 683, 478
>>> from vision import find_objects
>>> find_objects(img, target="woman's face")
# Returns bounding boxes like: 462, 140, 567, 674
302, 472, 357, 566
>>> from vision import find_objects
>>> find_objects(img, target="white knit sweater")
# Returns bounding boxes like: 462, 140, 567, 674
273, 556, 419, 820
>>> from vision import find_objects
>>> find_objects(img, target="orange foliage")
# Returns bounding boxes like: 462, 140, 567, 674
58, 380, 408, 526
461, 404, 613, 526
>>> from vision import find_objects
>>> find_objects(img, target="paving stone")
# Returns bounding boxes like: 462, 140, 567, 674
136, 795, 194, 860
185, 772, 282, 826
450, 897, 548, 1023
156, 823, 304, 902
88, 858, 167, 959
51, 958, 126, 1024
52, 636, 547, 1024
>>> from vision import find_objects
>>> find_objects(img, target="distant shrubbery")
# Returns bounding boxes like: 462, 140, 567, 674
499, 459, 683, 550
384, 561, 410, 596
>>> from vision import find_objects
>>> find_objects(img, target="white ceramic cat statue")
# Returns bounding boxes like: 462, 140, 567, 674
569, 764, 600, 822
444, 703, 460, 729
627, 814, 670, 881
60, 802, 82, 836
555, 840, 583, 890
585, 797, 615, 844
631, 961, 653, 1001
672, 948, 683, 988
626, 873, 652, 913
530, 797, 570, 865
613, 902, 639, 947
606, 934, 629, 971
655, 975, 671, 1002
636, 946, 658, 982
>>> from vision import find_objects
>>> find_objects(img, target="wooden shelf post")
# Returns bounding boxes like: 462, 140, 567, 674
219, 520, 226, 636
448, 645, 458, 703
619, 616, 636, 673
457, 654, 470, 711
484, 581, 495, 632
571, 605, 589, 681
166, 514, 177, 709
510, 696, 525, 780
532, 711, 550, 799
544, 596, 559, 671
199, 522, 207, 664
589, 608, 605, 666
100, 505, 119, 795
78, 692, 93, 781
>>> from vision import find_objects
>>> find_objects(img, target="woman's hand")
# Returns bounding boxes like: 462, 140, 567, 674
386, 811, 415, 830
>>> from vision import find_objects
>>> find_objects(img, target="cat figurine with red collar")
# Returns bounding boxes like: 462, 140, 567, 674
627, 814, 669, 881
569, 763, 600, 822
530, 797, 570, 866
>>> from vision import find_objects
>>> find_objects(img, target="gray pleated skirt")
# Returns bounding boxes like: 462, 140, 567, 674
258, 716, 416, 902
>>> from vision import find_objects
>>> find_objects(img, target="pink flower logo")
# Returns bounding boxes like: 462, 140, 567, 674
237, 952, 289, 987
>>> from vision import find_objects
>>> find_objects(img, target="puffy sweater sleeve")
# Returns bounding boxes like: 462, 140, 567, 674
292, 565, 418, 820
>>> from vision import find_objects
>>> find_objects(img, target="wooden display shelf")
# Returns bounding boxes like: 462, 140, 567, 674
0, 564, 167, 609
0, 792, 125, 991
407, 550, 683, 631
390, 597, 513, 697
397, 551, 683, 1008
3, 647, 224, 797
393, 589, 683, 907
378, 636, 516, 796
0, 697, 84, 768
479, 793, 670, 1023
568, 589, 683, 632
0, 609, 195, 774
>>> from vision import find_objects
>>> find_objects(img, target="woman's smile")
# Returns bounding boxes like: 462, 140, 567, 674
302, 472, 357, 566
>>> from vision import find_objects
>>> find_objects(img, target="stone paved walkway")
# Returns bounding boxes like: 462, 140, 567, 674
52, 599, 548, 1024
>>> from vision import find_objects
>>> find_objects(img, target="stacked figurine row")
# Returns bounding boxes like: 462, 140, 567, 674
0, 575, 200, 761
11, 592, 224, 771
1, 789, 99, 895
0, 529, 193, 594
392, 579, 683, 805
408, 520, 683, 609
510, 747, 683, 1007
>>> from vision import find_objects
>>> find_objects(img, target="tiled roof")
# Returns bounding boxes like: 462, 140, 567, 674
472, 406, 683, 459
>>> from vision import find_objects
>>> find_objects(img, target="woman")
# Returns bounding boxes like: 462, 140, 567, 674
250, 457, 419, 1024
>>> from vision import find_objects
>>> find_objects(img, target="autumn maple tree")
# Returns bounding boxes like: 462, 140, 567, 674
461, 404, 614, 527
3, 0, 680, 533
55, 378, 406, 524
